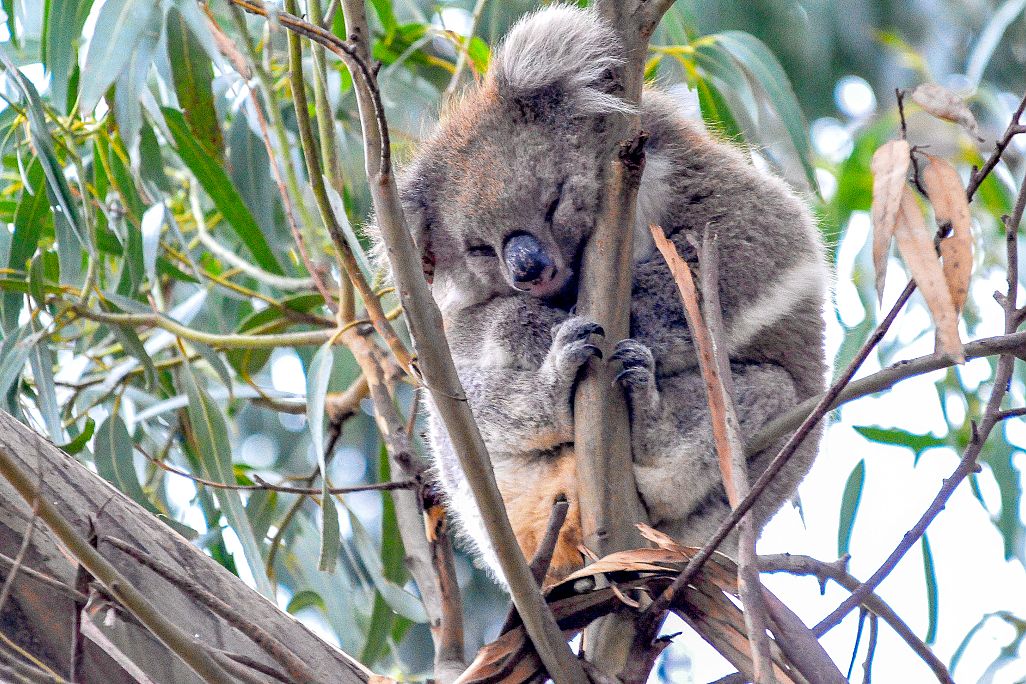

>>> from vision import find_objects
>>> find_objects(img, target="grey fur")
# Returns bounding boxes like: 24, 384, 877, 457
372, 6, 829, 583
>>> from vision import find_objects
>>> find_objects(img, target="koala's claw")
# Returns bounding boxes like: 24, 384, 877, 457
609, 339, 654, 371
614, 366, 652, 388
611, 339, 659, 413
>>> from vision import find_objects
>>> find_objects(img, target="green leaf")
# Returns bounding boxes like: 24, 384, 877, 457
853, 425, 947, 464
28, 321, 61, 442
79, 0, 158, 112
711, 31, 818, 193
225, 293, 324, 376
165, 6, 223, 159
181, 364, 274, 597
348, 508, 426, 623
980, 436, 1024, 563
286, 589, 325, 615
112, 9, 162, 157
694, 75, 744, 143
94, 414, 159, 514
307, 341, 340, 572
694, 40, 758, 123
369, 0, 398, 34
42, 0, 95, 112
0, 326, 36, 398
0, 50, 88, 250
837, 459, 865, 557
162, 107, 284, 275
58, 416, 95, 455
103, 302, 158, 390
4, 160, 48, 332
921, 532, 938, 645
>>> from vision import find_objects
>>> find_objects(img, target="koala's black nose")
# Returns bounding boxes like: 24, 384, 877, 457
504, 233, 556, 286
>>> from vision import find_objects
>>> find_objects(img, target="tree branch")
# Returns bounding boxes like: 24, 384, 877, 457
0, 445, 234, 683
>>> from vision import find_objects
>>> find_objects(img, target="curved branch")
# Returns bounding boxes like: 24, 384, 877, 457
66, 303, 332, 349
759, 554, 952, 683
747, 329, 1026, 455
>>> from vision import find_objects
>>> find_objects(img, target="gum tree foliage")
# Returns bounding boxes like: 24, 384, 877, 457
0, 0, 1022, 681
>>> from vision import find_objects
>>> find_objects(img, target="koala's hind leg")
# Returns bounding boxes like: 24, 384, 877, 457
627, 362, 805, 552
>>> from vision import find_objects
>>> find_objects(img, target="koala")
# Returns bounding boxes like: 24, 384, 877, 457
376, 5, 828, 586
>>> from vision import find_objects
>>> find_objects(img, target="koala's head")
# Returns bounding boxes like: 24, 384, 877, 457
396, 6, 631, 312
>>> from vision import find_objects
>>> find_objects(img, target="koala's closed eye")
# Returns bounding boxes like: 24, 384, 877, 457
467, 244, 498, 258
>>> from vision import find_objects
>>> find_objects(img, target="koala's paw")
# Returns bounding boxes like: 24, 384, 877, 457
610, 339, 659, 413
549, 317, 603, 382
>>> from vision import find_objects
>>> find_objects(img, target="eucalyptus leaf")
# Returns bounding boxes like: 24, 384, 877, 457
94, 414, 158, 514
712, 31, 817, 193
308, 341, 340, 572
837, 459, 865, 557
163, 107, 283, 275
79, 0, 158, 113
180, 364, 274, 598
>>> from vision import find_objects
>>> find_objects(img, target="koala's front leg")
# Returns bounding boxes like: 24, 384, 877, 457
458, 316, 604, 455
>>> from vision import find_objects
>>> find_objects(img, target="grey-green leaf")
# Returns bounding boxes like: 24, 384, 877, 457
837, 459, 865, 557
307, 341, 340, 572
94, 414, 158, 514
181, 365, 274, 597
712, 31, 818, 193
79, 0, 158, 113
922, 532, 938, 645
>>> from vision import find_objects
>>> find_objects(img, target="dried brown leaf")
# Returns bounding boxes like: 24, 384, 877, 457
922, 155, 974, 313
870, 139, 912, 302
910, 83, 983, 141
636, 523, 685, 552
894, 187, 965, 361
455, 628, 539, 684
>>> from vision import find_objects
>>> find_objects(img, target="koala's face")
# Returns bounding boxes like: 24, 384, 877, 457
401, 93, 607, 311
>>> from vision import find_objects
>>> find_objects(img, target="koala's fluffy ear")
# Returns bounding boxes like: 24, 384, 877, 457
486, 6, 632, 116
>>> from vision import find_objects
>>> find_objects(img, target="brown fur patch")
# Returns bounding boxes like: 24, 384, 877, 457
494, 448, 583, 586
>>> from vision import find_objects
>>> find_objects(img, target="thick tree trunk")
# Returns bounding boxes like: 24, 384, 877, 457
0, 411, 369, 683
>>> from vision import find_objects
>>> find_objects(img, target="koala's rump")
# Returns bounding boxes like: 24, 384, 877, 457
492, 446, 584, 585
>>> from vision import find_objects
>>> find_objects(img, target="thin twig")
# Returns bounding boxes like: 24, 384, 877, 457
501, 497, 571, 634
637, 227, 773, 683
862, 614, 878, 684
815, 169, 1026, 639
442, 0, 488, 101
142, 450, 415, 495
